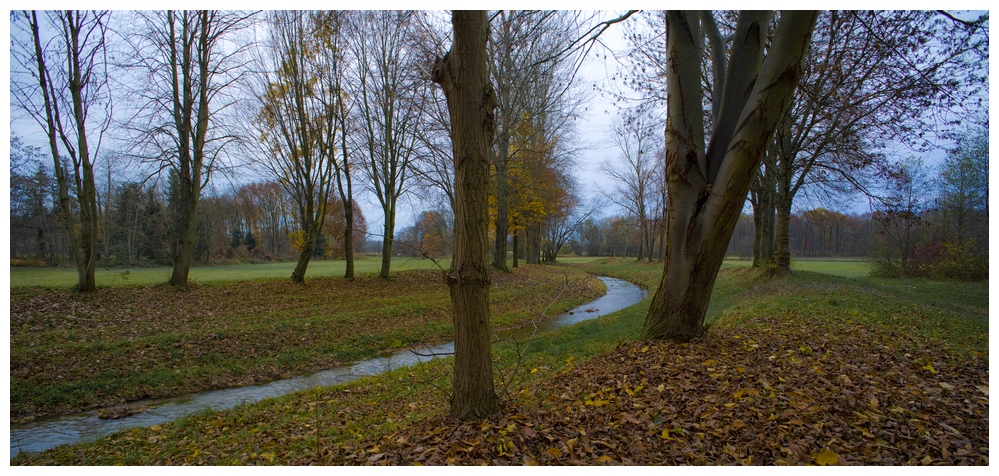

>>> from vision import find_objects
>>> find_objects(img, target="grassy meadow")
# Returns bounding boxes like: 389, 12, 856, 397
11, 257, 988, 465
9, 256, 451, 289
10, 264, 601, 421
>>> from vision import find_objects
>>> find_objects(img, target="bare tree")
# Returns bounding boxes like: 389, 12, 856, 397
11, 10, 112, 291
431, 10, 501, 420
254, 11, 339, 283
600, 113, 663, 262
314, 11, 361, 280
121, 10, 255, 288
353, 10, 422, 278
641, 11, 818, 341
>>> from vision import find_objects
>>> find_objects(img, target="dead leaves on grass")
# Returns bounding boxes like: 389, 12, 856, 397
342, 314, 988, 465
11, 268, 601, 420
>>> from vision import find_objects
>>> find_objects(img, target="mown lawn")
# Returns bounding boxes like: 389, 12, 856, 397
10, 265, 602, 421
12, 258, 987, 465
9, 256, 451, 289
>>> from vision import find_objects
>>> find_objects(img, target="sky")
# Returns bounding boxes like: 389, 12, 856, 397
5, 4, 992, 235
5, 8, 637, 235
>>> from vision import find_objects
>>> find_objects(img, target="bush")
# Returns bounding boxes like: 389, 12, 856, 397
10, 258, 47, 268
925, 239, 988, 281
250, 247, 267, 260
233, 245, 251, 260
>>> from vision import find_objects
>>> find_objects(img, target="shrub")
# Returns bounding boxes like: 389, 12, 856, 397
233, 245, 250, 260
926, 239, 988, 281
10, 258, 47, 268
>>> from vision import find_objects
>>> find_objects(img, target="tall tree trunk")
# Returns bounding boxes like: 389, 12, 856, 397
380, 206, 395, 278
431, 10, 500, 420
642, 10, 816, 342
774, 177, 793, 275
525, 223, 540, 264
292, 227, 315, 283
170, 179, 199, 287
751, 172, 776, 269
512, 231, 519, 268
343, 211, 354, 280
492, 137, 510, 271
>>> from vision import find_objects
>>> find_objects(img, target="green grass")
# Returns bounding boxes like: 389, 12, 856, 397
9, 257, 451, 289
13, 258, 988, 465
723, 256, 872, 278
10, 265, 601, 420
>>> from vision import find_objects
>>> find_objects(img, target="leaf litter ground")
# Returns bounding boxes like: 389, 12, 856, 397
12, 265, 987, 465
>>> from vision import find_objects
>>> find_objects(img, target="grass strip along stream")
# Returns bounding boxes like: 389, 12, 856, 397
12, 258, 988, 465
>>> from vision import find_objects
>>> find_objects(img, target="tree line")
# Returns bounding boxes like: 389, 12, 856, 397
9, 142, 369, 268
10, 10, 596, 288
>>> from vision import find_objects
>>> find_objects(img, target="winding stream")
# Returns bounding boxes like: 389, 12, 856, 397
10, 276, 645, 457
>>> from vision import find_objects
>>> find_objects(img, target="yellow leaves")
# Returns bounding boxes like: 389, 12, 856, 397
259, 451, 276, 463
938, 382, 954, 390
546, 447, 563, 458
595, 455, 614, 463
657, 384, 665, 393
623, 385, 642, 397
814, 448, 839, 465
922, 362, 938, 374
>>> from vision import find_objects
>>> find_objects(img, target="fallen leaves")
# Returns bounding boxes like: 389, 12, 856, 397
333, 292, 987, 466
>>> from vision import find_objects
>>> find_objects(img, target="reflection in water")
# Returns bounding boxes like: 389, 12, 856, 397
10, 277, 645, 457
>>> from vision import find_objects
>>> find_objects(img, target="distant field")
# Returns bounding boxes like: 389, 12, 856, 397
4, 255, 879, 288
723, 256, 871, 278
562, 255, 872, 279
8, 257, 450, 289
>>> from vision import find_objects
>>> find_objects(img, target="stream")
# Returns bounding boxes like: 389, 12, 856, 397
10, 276, 646, 457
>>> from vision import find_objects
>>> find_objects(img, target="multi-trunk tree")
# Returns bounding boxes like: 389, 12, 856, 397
11, 10, 112, 292
641, 11, 818, 341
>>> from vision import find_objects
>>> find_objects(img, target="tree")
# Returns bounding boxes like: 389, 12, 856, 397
601, 114, 664, 262
871, 158, 931, 277
487, 11, 586, 271
9, 134, 58, 263
11, 10, 112, 291
641, 11, 818, 342
321, 196, 368, 260
124, 10, 254, 287
354, 11, 422, 279
763, 11, 988, 275
314, 11, 361, 279
936, 126, 988, 246
540, 176, 593, 262
255, 10, 339, 283
431, 10, 501, 420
